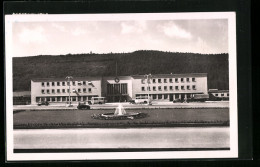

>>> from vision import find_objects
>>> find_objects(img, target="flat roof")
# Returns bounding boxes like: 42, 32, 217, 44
209, 90, 229, 93
31, 76, 102, 82
13, 91, 31, 97
32, 73, 207, 82
132, 73, 207, 78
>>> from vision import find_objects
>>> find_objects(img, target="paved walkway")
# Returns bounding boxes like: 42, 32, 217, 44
13, 101, 229, 110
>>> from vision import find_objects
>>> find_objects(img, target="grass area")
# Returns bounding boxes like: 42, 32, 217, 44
13, 108, 229, 129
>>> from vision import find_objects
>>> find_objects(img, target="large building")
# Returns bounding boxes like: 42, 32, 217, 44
31, 73, 208, 104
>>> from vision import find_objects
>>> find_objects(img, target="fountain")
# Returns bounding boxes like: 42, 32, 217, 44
91, 103, 147, 120
114, 103, 126, 115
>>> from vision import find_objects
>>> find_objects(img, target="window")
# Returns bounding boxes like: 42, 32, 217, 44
164, 94, 168, 99
88, 88, 92, 92
52, 82, 55, 86
227, 93, 229, 96
158, 86, 162, 91
181, 78, 184, 82
36, 97, 40, 102
52, 89, 55, 93
51, 97, 56, 102
57, 82, 60, 86
187, 85, 190, 90
164, 86, 167, 90
215, 94, 218, 96
83, 88, 86, 93
153, 86, 156, 91
62, 82, 65, 86
67, 81, 70, 86
164, 79, 167, 83
192, 85, 196, 90
47, 82, 50, 86
88, 81, 92, 85
175, 94, 180, 99
169, 78, 173, 83
73, 81, 76, 86
147, 86, 151, 91
152, 94, 157, 99
72, 97, 76, 101
42, 82, 45, 86
158, 79, 162, 83
175, 86, 179, 90
158, 94, 162, 99
57, 97, 61, 101
47, 89, 50, 94
57, 89, 60, 93
78, 89, 81, 93
221, 93, 224, 96
175, 78, 178, 82
83, 81, 86, 85
186, 78, 190, 82
192, 78, 196, 82
141, 79, 145, 84
67, 89, 70, 93
181, 86, 184, 90
41, 90, 45, 94
170, 86, 173, 90
153, 79, 156, 83
62, 89, 65, 93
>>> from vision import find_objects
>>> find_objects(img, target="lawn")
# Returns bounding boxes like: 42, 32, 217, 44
13, 108, 229, 129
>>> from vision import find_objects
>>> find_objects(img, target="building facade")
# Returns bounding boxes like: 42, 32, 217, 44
31, 73, 208, 104
31, 77, 102, 104
132, 73, 208, 101
208, 89, 229, 99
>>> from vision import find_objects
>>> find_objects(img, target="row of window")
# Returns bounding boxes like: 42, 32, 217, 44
142, 78, 196, 84
36, 95, 97, 102
141, 85, 196, 91
41, 88, 92, 94
41, 81, 92, 87
136, 94, 191, 100
214, 93, 229, 97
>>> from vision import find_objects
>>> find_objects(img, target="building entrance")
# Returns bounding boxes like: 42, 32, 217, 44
106, 83, 128, 102
107, 95, 128, 102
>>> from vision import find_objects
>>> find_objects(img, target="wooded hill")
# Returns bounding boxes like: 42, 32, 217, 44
13, 50, 229, 91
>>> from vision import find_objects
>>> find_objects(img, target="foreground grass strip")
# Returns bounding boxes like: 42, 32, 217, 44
14, 121, 229, 129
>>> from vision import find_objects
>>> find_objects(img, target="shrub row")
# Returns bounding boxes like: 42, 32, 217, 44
14, 120, 229, 129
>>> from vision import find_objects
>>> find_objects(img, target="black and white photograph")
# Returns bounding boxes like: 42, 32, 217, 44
5, 12, 237, 161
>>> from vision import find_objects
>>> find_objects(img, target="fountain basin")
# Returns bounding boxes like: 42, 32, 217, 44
92, 112, 147, 120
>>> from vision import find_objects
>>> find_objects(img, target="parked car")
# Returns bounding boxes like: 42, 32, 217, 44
37, 101, 49, 106
77, 103, 91, 110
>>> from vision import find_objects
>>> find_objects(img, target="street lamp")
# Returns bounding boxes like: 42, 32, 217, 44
144, 74, 152, 105
65, 76, 73, 107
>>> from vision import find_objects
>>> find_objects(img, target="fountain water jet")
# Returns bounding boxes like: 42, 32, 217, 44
114, 103, 126, 115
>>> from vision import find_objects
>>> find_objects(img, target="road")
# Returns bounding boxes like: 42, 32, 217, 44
14, 127, 229, 149
13, 101, 229, 110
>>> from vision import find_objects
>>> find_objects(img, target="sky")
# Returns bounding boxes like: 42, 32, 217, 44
12, 19, 228, 57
